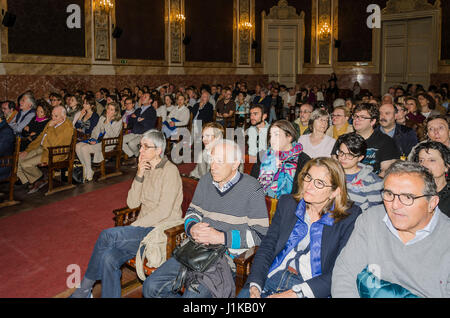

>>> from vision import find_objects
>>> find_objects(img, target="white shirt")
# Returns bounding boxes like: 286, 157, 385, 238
298, 134, 336, 158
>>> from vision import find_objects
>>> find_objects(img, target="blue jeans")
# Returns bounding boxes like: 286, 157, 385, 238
237, 269, 302, 298
84, 226, 153, 298
142, 257, 213, 298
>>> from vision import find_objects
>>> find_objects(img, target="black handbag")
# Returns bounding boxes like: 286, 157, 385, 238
171, 238, 227, 293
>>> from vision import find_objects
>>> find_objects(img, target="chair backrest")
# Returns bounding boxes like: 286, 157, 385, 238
0, 136, 20, 181
102, 125, 124, 154
156, 117, 162, 131
187, 112, 194, 132
48, 129, 77, 163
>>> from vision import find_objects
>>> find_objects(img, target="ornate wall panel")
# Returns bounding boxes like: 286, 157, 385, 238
238, 0, 252, 66
93, 7, 110, 60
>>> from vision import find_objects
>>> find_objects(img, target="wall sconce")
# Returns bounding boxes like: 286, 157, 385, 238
318, 22, 331, 38
94, 0, 114, 13
239, 21, 253, 32
173, 13, 186, 24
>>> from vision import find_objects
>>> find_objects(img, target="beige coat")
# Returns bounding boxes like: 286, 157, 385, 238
90, 116, 123, 162
127, 157, 183, 228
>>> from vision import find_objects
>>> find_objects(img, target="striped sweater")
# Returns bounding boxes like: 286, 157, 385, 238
346, 163, 383, 212
184, 173, 269, 257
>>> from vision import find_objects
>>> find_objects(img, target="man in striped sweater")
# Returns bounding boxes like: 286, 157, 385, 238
143, 140, 269, 298
333, 133, 383, 211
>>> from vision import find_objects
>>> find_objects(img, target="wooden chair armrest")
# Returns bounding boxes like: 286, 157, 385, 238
233, 246, 258, 291
164, 224, 187, 258
112, 206, 141, 226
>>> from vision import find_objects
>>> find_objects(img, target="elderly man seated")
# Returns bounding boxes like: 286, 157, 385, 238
70, 130, 183, 298
331, 160, 450, 298
17, 106, 73, 194
143, 139, 270, 298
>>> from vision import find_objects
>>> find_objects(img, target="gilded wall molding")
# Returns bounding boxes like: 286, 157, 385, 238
317, 0, 332, 65
93, 3, 111, 61
382, 0, 440, 14
266, 0, 300, 20
169, 0, 184, 65
238, 0, 252, 66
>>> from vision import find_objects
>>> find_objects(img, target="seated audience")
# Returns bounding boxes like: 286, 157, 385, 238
269, 87, 283, 122
0, 111, 15, 181
332, 161, 450, 298
121, 96, 135, 129
75, 102, 123, 183
412, 141, 450, 217
405, 96, 426, 126
66, 95, 81, 122
298, 109, 336, 159
247, 105, 269, 162
292, 103, 313, 137
191, 91, 214, 124
345, 103, 400, 177
123, 92, 157, 164
143, 140, 269, 298
20, 99, 51, 151
70, 130, 183, 298
326, 106, 353, 139
189, 122, 224, 179
235, 91, 249, 126
17, 106, 74, 194
163, 94, 175, 115
254, 88, 272, 119
215, 88, 236, 127
10, 92, 36, 135
377, 103, 418, 159
254, 120, 308, 199
1, 101, 18, 124
162, 94, 190, 139
334, 133, 383, 211
239, 157, 362, 298
73, 96, 100, 137
49, 93, 63, 108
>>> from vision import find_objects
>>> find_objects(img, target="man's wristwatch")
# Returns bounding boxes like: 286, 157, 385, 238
292, 285, 304, 298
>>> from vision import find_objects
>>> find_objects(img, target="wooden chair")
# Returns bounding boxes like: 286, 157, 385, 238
0, 136, 21, 208
156, 117, 162, 131
97, 127, 124, 181
44, 129, 77, 196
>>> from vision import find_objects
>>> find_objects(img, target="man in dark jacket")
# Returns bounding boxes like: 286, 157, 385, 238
0, 112, 15, 181
378, 103, 418, 158
122, 92, 157, 162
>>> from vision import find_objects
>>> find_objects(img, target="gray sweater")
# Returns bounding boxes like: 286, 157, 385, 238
331, 204, 450, 298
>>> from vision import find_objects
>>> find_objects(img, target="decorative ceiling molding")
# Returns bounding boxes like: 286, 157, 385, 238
382, 0, 440, 14
265, 0, 304, 20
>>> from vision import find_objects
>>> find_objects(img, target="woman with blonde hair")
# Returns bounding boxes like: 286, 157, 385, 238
239, 157, 362, 298
75, 102, 123, 182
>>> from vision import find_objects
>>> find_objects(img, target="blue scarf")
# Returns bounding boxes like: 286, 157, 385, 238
268, 199, 334, 277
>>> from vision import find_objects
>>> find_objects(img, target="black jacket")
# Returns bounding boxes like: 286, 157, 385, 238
0, 121, 14, 180
245, 194, 362, 298
191, 102, 214, 124
127, 106, 157, 135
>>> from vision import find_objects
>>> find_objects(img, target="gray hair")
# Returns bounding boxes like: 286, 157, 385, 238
22, 92, 36, 109
384, 160, 437, 197
308, 108, 330, 132
211, 139, 243, 164
141, 129, 166, 158
53, 105, 67, 118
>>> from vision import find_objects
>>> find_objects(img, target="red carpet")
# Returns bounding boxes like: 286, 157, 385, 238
0, 178, 134, 298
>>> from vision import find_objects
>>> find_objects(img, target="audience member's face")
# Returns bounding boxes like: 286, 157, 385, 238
125, 99, 134, 111
379, 104, 396, 129
1, 103, 11, 116
83, 100, 92, 111
299, 105, 313, 124
255, 85, 261, 94
95, 92, 102, 100
302, 165, 336, 205
418, 149, 447, 181
382, 96, 393, 105
152, 100, 159, 109
345, 100, 353, 110
388, 88, 395, 96
250, 108, 264, 126
395, 89, 403, 97
362, 96, 369, 103
270, 126, 292, 152
69, 97, 77, 108
395, 105, 407, 123
418, 95, 429, 110
50, 97, 61, 108
139, 139, 158, 161
331, 109, 348, 127
200, 92, 209, 104
313, 116, 329, 134
352, 110, 374, 133
383, 173, 437, 236
36, 106, 45, 118
140, 93, 151, 105
237, 93, 245, 103
20, 96, 32, 111
272, 89, 279, 97
210, 144, 238, 185
164, 96, 172, 106
427, 118, 450, 146
177, 95, 185, 106
405, 99, 417, 113
224, 90, 232, 101
289, 88, 295, 96
51, 107, 64, 124
337, 143, 363, 171
202, 127, 219, 148
106, 104, 116, 118
211, 86, 217, 95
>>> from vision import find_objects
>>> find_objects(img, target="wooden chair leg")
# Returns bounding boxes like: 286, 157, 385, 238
100, 160, 106, 180
48, 169, 53, 194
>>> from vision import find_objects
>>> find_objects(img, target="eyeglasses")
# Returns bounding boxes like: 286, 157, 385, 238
302, 173, 333, 190
352, 115, 372, 121
381, 190, 434, 206
138, 144, 158, 151
336, 150, 359, 160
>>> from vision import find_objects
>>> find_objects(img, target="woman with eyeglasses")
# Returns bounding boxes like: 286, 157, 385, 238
298, 109, 336, 159
412, 141, 450, 217
238, 157, 362, 298
326, 106, 353, 139
334, 132, 383, 211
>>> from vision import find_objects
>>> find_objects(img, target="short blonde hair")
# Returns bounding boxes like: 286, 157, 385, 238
308, 109, 330, 132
